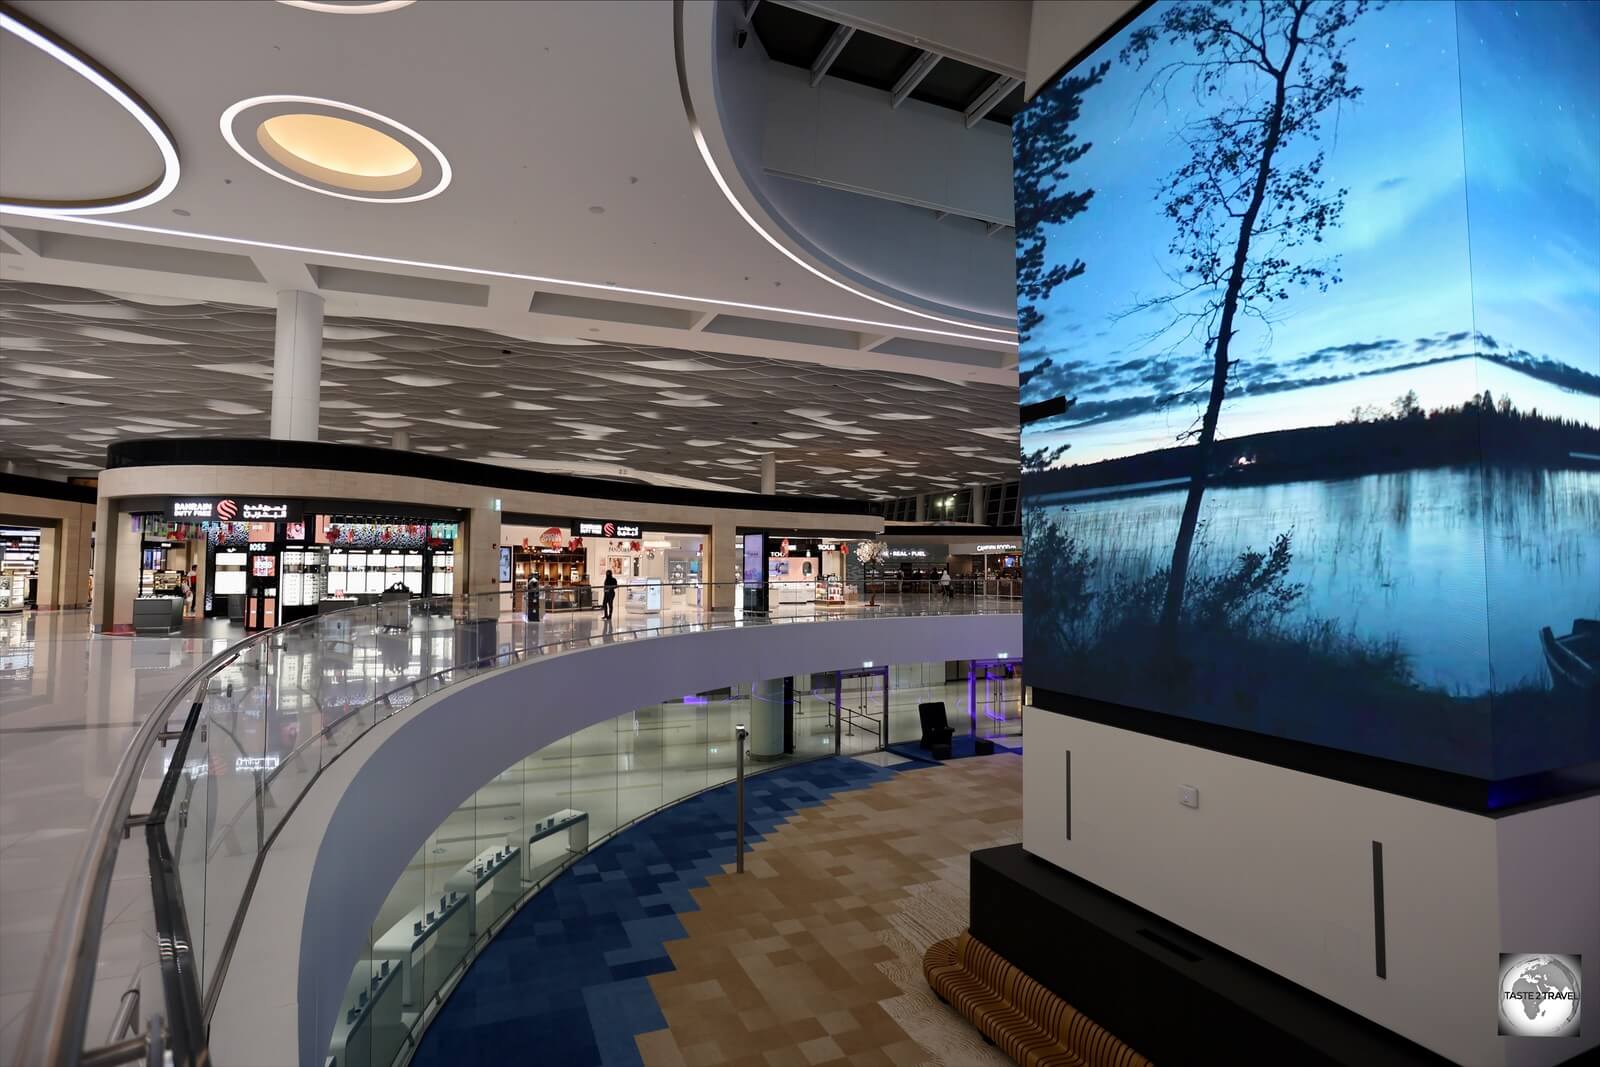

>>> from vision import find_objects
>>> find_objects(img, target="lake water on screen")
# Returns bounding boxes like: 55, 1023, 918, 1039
1037, 466, 1600, 693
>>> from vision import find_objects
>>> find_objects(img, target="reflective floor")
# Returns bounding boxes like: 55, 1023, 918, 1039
0, 610, 221, 1065
0, 594, 1018, 1065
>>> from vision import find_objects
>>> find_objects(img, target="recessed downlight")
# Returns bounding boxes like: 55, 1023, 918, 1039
256, 114, 422, 192
220, 95, 449, 204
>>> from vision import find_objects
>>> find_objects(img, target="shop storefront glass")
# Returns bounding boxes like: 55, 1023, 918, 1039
134, 498, 465, 630
501, 521, 706, 614
0, 527, 39, 612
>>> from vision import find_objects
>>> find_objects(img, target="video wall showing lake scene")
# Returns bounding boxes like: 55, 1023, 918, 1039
1018, 0, 1600, 781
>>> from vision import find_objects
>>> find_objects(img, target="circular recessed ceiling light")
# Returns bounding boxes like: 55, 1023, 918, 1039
275, 0, 417, 12
220, 95, 450, 204
257, 114, 422, 192
0, 6, 180, 216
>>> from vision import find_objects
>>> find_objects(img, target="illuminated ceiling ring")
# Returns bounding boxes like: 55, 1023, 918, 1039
220, 95, 451, 204
0, 3, 181, 216
275, 0, 417, 12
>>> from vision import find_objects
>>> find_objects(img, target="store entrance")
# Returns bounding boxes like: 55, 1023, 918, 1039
831, 666, 888, 754
0, 526, 40, 612
969, 659, 1023, 738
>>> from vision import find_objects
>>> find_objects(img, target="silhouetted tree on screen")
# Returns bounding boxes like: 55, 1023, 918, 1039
1120, 0, 1374, 655
1014, 61, 1109, 347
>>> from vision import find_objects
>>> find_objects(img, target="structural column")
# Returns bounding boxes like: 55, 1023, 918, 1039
34, 524, 60, 610
270, 289, 324, 441
760, 453, 776, 495
391, 429, 410, 451
969, 484, 984, 524
465, 505, 499, 599
708, 520, 737, 611
748, 676, 786, 760
89, 496, 115, 631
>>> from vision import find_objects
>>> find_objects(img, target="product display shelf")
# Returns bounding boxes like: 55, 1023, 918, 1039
524, 808, 588, 882
327, 956, 403, 1067
370, 889, 472, 1011
450, 844, 522, 937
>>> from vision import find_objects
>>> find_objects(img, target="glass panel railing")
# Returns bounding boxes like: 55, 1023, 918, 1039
38, 580, 1019, 1067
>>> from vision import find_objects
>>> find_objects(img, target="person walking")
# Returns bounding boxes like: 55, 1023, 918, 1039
939, 567, 953, 600
602, 569, 618, 621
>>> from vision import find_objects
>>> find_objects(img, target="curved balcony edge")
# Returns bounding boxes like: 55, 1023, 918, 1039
208, 611, 1022, 1067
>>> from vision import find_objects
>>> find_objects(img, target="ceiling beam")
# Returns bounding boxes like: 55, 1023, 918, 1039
964, 74, 1021, 129
774, 1, 1028, 82
890, 50, 940, 109
809, 24, 856, 87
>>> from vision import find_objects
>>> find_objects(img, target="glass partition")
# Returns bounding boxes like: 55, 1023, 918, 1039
330, 685, 765, 1067
47, 581, 1020, 1067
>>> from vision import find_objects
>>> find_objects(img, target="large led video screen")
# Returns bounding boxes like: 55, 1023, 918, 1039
1018, 0, 1600, 781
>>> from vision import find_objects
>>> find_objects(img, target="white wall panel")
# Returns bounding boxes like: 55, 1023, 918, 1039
1022, 708, 1599, 1066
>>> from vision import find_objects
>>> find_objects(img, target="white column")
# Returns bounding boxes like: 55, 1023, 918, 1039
391, 429, 410, 451
760, 452, 776, 495
749, 676, 786, 760
271, 290, 324, 441
969, 484, 983, 523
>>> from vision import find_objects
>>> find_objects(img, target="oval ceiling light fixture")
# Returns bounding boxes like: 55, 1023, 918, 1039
257, 114, 422, 192
221, 95, 450, 204
0, 4, 180, 216
275, 0, 417, 12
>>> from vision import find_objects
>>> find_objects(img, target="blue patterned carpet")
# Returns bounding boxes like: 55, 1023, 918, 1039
409, 757, 914, 1067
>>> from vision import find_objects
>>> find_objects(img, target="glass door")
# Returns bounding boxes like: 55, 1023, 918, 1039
833, 666, 888, 755
969, 660, 1023, 738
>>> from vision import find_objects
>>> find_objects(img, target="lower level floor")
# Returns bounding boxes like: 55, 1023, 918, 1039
410, 752, 1023, 1067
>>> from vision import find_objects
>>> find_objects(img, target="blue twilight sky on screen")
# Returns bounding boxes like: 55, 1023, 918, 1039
1020, 0, 1600, 469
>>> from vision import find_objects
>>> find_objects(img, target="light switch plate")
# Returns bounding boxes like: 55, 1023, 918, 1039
1179, 784, 1200, 809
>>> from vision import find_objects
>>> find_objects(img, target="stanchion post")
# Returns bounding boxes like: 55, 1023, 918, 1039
734, 723, 749, 873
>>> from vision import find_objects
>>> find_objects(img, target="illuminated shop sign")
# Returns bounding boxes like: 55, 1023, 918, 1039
573, 519, 642, 539
975, 543, 1020, 553
882, 543, 949, 562
167, 497, 301, 522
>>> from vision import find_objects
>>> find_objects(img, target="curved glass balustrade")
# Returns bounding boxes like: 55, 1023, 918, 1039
24, 583, 1019, 1067
335, 659, 1025, 1067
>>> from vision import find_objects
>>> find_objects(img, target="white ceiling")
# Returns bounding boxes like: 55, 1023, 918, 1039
0, 280, 1019, 495
0, 0, 1019, 384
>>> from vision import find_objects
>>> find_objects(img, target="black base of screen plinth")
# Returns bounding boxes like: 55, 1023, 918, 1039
969, 845, 1454, 1067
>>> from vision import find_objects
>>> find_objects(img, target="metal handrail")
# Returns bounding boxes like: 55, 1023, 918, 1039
17, 591, 489, 1067
15, 618, 272, 1067
24, 584, 1015, 1066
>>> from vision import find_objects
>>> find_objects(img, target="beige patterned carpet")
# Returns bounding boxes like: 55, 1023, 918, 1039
635, 754, 1023, 1067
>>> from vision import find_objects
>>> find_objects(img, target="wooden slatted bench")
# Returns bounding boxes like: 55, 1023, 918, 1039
924, 931, 1154, 1067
